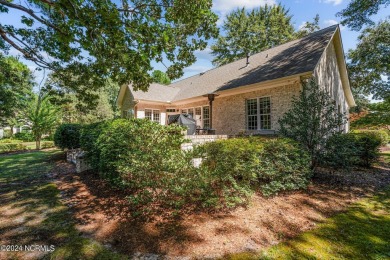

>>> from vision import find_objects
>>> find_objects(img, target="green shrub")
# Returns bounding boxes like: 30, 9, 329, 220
3, 129, 11, 138
54, 124, 82, 150
194, 138, 262, 207
195, 138, 311, 201
0, 143, 28, 154
41, 141, 55, 149
0, 138, 22, 144
353, 132, 382, 167
96, 119, 186, 207
80, 121, 109, 171
351, 129, 389, 146
322, 132, 382, 168
257, 139, 312, 196
322, 134, 360, 169
14, 132, 35, 142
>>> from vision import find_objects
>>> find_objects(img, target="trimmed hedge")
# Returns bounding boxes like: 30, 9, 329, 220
0, 143, 28, 154
54, 124, 82, 150
322, 132, 382, 168
351, 129, 389, 146
41, 141, 55, 149
0, 139, 22, 144
14, 132, 34, 142
195, 138, 311, 203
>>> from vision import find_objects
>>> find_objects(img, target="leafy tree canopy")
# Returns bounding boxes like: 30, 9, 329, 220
351, 98, 390, 130
0, 0, 218, 95
0, 54, 34, 126
295, 14, 320, 38
348, 20, 390, 100
211, 4, 295, 66
337, 0, 390, 31
25, 93, 60, 149
151, 70, 171, 85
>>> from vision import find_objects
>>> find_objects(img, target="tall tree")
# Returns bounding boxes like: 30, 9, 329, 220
0, 54, 34, 127
295, 14, 320, 38
152, 70, 171, 85
337, 0, 390, 31
347, 20, 390, 100
278, 79, 347, 168
26, 94, 59, 149
211, 5, 295, 66
351, 98, 390, 131
0, 0, 218, 95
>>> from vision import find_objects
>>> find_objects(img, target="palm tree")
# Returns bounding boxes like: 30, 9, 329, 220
26, 94, 59, 149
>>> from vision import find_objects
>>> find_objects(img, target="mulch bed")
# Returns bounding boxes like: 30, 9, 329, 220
51, 158, 390, 259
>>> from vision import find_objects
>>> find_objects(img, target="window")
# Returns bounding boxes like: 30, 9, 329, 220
246, 97, 271, 130
166, 108, 176, 113
145, 109, 160, 123
203, 106, 210, 129
259, 97, 271, 130
246, 99, 258, 130
188, 108, 194, 118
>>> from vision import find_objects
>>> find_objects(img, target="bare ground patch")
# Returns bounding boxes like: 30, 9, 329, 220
52, 158, 390, 259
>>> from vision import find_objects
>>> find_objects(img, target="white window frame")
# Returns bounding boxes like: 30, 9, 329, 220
246, 96, 272, 130
181, 105, 210, 128
145, 109, 161, 123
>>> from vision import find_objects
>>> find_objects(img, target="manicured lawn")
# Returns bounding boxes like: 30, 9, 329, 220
0, 150, 124, 259
225, 187, 390, 260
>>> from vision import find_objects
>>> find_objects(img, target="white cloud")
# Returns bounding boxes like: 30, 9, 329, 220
298, 21, 307, 30
183, 65, 213, 74
321, 0, 343, 6
212, 0, 276, 13
194, 47, 212, 61
324, 19, 345, 30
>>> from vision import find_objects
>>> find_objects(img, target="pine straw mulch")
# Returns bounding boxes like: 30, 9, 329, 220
51, 157, 390, 259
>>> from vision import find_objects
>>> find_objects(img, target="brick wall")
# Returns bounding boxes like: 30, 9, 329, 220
213, 83, 301, 135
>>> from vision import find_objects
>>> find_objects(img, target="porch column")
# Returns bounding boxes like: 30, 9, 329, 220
206, 93, 218, 129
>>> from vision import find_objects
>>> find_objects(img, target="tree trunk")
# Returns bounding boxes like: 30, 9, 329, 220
9, 125, 14, 137
36, 138, 41, 150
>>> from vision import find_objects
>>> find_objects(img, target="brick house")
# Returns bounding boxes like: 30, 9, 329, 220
117, 25, 355, 135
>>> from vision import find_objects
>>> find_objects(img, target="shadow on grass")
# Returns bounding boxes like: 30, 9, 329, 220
0, 151, 124, 259
225, 187, 390, 260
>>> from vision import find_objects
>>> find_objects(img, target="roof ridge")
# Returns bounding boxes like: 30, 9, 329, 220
170, 24, 338, 87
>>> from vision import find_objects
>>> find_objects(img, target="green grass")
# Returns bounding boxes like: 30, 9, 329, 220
224, 187, 390, 260
0, 150, 126, 259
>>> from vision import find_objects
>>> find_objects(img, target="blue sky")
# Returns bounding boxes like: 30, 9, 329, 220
2, 0, 389, 84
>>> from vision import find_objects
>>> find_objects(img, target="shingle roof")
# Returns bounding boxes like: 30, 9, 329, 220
130, 83, 180, 102
131, 25, 338, 103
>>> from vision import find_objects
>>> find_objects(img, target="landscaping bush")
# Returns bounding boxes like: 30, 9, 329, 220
353, 132, 382, 167
0, 143, 28, 154
41, 141, 55, 149
54, 124, 82, 150
95, 119, 187, 208
195, 138, 311, 202
322, 132, 382, 168
193, 138, 262, 207
322, 134, 361, 169
80, 121, 110, 172
14, 132, 35, 142
0, 139, 22, 144
351, 129, 389, 146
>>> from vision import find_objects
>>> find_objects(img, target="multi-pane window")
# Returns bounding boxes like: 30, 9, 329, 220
246, 99, 258, 130
187, 108, 194, 118
246, 97, 271, 130
181, 109, 188, 114
259, 97, 271, 130
166, 108, 176, 113
145, 109, 160, 123
203, 106, 210, 129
